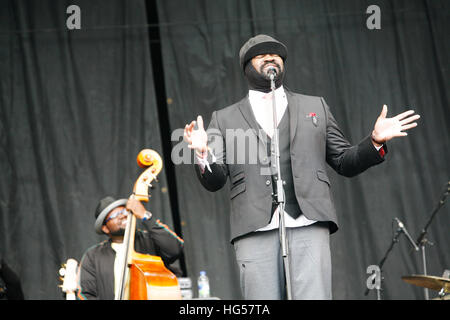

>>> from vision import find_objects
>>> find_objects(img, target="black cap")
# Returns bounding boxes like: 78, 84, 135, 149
239, 34, 287, 70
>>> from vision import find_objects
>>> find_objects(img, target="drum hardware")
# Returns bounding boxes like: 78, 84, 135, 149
402, 274, 450, 300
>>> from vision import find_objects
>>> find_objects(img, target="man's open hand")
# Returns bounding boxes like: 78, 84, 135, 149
184, 115, 208, 155
372, 105, 420, 146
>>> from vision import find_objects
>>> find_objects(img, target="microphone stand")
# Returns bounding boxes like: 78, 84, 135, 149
269, 72, 292, 300
364, 221, 403, 300
394, 218, 419, 252
414, 181, 449, 300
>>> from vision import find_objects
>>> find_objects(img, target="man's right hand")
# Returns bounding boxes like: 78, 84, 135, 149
184, 115, 208, 156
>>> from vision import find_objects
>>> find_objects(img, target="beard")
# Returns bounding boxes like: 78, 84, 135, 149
109, 218, 127, 237
244, 61, 284, 93
110, 228, 125, 237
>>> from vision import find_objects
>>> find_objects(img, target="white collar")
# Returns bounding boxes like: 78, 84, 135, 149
248, 85, 286, 100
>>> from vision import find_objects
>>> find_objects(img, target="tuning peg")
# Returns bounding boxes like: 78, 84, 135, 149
143, 173, 158, 183
148, 172, 159, 182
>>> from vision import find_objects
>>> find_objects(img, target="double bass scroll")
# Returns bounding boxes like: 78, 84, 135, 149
115, 149, 181, 300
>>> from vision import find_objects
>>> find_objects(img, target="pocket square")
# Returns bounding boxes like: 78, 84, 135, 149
306, 112, 318, 127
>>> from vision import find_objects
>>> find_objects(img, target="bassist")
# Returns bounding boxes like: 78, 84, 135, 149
78, 195, 184, 300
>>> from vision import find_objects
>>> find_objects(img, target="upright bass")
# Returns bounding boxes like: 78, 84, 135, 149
115, 149, 181, 300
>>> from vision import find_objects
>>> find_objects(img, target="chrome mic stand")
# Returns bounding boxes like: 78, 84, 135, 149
415, 181, 449, 300
364, 220, 403, 300
269, 70, 292, 300
365, 217, 418, 299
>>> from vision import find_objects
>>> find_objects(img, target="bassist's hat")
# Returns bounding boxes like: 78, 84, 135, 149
94, 196, 128, 234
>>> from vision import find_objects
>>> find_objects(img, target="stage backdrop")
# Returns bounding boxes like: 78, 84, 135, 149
0, 0, 177, 299
156, 0, 449, 300
0, 0, 449, 300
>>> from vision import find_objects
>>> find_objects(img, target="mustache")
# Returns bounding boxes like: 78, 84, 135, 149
260, 61, 281, 71
259, 62, 283, 80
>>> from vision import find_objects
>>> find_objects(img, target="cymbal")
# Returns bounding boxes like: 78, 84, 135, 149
402, 274, 450, 293
432, 295, 450, 300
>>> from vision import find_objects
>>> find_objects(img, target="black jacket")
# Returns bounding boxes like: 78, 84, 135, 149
78, 218, 183, 300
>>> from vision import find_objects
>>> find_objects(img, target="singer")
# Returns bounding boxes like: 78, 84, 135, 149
183, 34, 420, 300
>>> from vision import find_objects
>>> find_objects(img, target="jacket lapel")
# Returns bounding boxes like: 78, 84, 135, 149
238, 89, 301, 148
286, 89, 299, 145
237, 96, 268, 148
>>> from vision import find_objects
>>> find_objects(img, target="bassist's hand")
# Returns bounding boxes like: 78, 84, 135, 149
126, 195, 147, 220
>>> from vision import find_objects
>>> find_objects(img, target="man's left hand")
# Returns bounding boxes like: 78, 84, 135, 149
371, 104, 420, 147
126, 195, 146, 220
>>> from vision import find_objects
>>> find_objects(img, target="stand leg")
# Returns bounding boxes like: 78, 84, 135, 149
376, 288, 381, 300
279, 203, 292, 300
421, 245, 429, 300
376, 271, 383, 300
269, 74, 292, 300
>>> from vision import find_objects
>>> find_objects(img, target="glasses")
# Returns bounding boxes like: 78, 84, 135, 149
104, 208, 129, 224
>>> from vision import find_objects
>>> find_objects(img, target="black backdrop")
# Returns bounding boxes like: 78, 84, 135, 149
0, 0, 448, 300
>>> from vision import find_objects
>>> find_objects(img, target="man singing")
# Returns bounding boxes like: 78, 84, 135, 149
184, 34, 420, 299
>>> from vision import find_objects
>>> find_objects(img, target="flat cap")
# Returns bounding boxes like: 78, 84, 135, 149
239, 34, 287, 69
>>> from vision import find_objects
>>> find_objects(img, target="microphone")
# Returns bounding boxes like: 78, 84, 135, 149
266, 67, 277, 80
394, 217, 419, 251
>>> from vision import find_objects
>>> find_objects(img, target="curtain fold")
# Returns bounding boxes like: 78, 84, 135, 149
0, 0, 174, 299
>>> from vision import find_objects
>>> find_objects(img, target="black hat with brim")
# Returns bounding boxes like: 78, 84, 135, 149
94, 196, 128, 234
